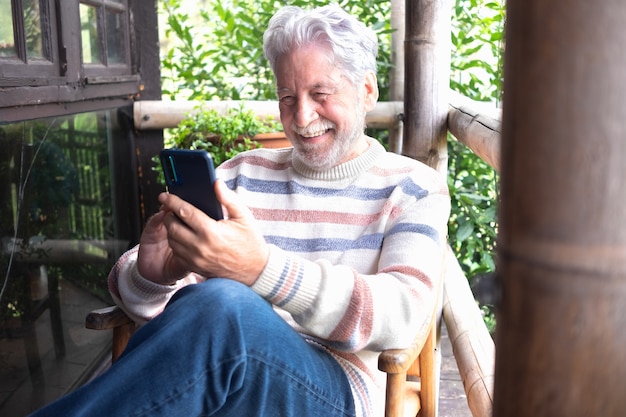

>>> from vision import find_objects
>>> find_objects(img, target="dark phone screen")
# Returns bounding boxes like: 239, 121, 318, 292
160, 149, 224, 220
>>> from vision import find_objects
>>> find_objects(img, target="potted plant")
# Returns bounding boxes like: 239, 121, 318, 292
168, 104, 288, 166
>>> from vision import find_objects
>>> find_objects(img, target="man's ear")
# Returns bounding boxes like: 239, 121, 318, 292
363, 71, 379, 112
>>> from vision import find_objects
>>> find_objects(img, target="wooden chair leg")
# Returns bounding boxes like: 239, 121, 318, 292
385, 372, 407, 417
112, 322, 134, 362
418, 322, 437, 417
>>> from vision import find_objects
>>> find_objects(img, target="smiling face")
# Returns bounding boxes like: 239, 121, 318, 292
275, 43, 379, 170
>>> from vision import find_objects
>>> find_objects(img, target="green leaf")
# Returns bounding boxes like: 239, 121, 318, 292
456, 221, 474, 242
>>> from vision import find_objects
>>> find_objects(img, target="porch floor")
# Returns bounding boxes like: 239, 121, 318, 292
1, 280, 473, 417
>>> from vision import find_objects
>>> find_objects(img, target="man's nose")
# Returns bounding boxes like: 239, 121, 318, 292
294, 97, 318, 127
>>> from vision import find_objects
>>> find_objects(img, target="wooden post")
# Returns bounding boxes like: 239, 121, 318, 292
130, 0, 164, 226
496, 1, 626, 416
403, 0, 450, 174
388, 0, 405, 154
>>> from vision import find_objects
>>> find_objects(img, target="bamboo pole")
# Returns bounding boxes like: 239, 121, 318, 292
443, 246, 495, 417
133, 100, 404, 131
388, 0, 405, 154
448, 91, 501, 172
495, 1, 626, 416
403, 0, 450, 175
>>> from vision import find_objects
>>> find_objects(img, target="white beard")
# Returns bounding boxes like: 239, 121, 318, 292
291, 107, 366, 171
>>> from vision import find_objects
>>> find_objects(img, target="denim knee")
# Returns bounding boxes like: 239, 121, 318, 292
167, 278, 270, 321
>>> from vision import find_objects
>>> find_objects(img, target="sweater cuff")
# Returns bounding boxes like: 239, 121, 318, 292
251, 244, 321, 316
115, 257, 187, 323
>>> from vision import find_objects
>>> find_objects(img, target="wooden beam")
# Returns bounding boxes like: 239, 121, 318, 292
130, 0, 165, 227
443, 246, 495, 417
388, 0, 406, 154
448, 91, 501, 172
403, 0, 451, 174
495, 1, 626, 416
133, 100, 404, 131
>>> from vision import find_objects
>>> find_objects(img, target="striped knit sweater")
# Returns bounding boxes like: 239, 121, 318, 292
108, 137, 450, 417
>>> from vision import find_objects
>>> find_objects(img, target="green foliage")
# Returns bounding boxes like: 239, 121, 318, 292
161, 0, 273, 100
159, 0, 392, 101
450, 0, 505, 335
155, 105, 281, 185
451, 0, 505, 103
447, 139, 498, 276
170, 105, 281, 166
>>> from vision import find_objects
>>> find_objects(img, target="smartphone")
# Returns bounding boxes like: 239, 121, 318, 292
159, 149, 224, 220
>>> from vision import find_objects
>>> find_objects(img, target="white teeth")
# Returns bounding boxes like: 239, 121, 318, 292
291, 120, 335, 138
301, 129, 326, 138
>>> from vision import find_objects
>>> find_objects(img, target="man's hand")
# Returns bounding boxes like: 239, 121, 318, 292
158, 180, 270, 286
136, 210, 190, 285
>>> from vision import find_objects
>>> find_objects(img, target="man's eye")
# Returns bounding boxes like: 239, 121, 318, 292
279, 96, 295, 105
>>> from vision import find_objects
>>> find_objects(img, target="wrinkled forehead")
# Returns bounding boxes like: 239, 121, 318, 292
274, 42, 354, 88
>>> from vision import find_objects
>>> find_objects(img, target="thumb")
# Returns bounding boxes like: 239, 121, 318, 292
215, 180, 251, 220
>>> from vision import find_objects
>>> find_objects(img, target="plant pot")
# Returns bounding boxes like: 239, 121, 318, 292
252, 132, 291, 149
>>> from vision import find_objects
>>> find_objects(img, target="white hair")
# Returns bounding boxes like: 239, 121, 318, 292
263, 4, 379, 87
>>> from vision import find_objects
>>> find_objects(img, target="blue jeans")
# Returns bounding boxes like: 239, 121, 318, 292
30, 279, 356, 417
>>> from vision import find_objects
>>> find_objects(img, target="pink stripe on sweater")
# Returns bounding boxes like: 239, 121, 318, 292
329, 274, 374, 348
380, 265, 434, 291
368, 165, 414, 176
275, 259, 301, 302
220, 154, 292, 171
251, 206, 402, 225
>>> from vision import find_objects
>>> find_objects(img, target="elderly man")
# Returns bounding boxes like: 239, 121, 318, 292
31, 4, 449, 417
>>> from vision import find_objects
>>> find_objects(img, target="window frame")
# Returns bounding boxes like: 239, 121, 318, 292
79, 0, 133, 78
0, 0, 143, 122
0, 0, 61, 80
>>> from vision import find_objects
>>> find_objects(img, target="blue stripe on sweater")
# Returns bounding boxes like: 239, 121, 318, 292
388, 222, 439, 242
266, 235, 384, 253
398, 176, 430, 199
266, 260, 292, 300
225, 175, 429, 200
267, 258, 304, 307
266, 223, 438, 253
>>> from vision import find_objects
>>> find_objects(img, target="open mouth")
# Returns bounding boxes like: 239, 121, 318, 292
299, 128, 331, 139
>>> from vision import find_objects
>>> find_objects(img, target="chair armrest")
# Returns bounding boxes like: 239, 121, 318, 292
379, 311, 433, 375
379, 319, 437, 417
86, 305, 135, 362
85, 305, 133, 330
378, 339, 423, 375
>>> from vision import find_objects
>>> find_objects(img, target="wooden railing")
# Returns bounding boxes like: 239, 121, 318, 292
445, 91, 499, 417
133, 100, 404, 131
133, 94, 500, 417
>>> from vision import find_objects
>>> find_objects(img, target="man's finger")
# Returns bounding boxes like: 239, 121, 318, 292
160, 192, 212, 230
215, 180, 250, 220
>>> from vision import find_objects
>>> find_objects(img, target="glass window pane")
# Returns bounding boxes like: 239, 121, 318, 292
106, 10, 125, 64
0, 2, 16, 58
80, 4, 101, 64
23, 0, 44, 60
0, 110, 133, 415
